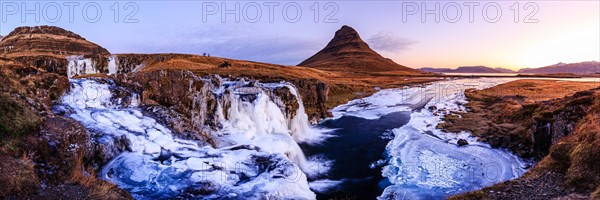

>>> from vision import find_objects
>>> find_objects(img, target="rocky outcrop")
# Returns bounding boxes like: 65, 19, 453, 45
299, 25, 421, 73
111, 54, 175, 73
528, 90, 597, 158
276, 78, 329, 121
112, 70, 218, 144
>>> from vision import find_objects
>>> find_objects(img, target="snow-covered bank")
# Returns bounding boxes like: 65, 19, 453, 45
333, 78, 530, 199
55, 78, 327, 199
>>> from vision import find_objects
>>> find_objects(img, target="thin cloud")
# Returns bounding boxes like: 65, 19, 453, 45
367, 32, 416, 53
126, 25, 320, 65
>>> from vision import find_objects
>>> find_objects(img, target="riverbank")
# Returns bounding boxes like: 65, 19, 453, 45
439, 79, 600, 199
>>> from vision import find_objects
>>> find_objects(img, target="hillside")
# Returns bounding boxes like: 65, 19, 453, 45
494, 67, 516, 73
299, 25, 421, 74
439, 80, 600, 199
0, 26, 109, 58
0, 26, 109, 75
518, 62, 600, 74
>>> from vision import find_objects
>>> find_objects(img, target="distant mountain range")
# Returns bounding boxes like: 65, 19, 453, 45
518, 62, 600, 74
419, 66, 515, 73
420, 62, 600, 75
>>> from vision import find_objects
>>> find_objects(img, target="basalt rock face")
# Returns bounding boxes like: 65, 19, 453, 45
299, 25, 421, 73
529, 90, 597, 158
113, 70, 218, 145
111, 54, 177, 73
287, 78, 329, 121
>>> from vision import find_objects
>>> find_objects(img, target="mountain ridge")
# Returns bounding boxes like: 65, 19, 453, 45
419, 66, 514, 73
518, 61, 600, 74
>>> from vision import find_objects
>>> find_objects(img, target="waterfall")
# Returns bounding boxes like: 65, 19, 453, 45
108, 55, 118, 75
208, 80, 325, 173
66, 55, 98, 78
56, 77, 320, 199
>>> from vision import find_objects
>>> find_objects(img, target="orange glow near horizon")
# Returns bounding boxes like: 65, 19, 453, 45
380, 1, 599, 70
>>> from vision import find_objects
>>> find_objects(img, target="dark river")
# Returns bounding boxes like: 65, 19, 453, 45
301, 111, 411, 199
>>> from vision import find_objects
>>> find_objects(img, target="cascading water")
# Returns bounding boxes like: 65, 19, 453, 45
107, 55, 118, 75
212, 81, 321, 172
56, 76, 326, 199
67, 55, 98, 78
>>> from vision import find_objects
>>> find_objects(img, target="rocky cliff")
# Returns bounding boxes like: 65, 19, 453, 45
299, 25, 421, 73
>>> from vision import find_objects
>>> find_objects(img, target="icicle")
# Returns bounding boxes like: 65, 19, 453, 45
108, 55, 118, 75
66, 55, 98, 78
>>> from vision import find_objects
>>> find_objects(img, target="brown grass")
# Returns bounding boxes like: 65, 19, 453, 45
70, 154, 132, 200
0, 154, 41, 197
592, 186, 600, 199
475, 80, 599, 103
0, 93, 41, 138
451, 83, 600, 199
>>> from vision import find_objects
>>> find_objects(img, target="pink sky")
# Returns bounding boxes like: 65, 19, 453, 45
1, 1, 598, 70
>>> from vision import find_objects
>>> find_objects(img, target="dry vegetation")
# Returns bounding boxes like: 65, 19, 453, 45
471, 80, 600, 102
70, 155, 133, 200
0, 154, 40, 197
438, 80, 600, 157
446, 79, 600, 199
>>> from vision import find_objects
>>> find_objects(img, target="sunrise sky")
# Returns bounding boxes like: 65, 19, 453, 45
1, 1, 598, 70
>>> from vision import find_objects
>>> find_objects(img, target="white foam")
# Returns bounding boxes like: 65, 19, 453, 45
308, 179, 344, 193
